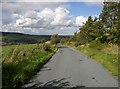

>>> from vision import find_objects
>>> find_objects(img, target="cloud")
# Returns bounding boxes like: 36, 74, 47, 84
51, 7, 72, 26
1, 2, 67, 13
16, 17, 33, 27
24, 11, 38, 19
12, 13, 21, 19
83, 0, 104, 6
14, 7, 74, 28
2, 0, 111, 3
2, 5, 89, 35
85, 2, 103, 6
2, 23, 79, 35
1, 2, 70, 25
75, 16, 87, 26
2, 1, 96, 35
0, 0, 112, 35
2, 0, 69, 2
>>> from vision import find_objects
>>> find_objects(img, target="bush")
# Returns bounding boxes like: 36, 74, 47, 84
2, 44, 57, 88
88, 40, 105, 50
50, 34, 60, 44
41, 43, 51, 51
74, 40, 86, 47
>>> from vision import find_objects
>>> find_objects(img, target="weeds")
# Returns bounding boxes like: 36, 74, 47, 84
65, 41, 119, 79
78, 42, 119, 79
2, 44, 58, 89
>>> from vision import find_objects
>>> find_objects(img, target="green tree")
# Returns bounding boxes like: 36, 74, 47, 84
67, 2, 120, 45
50, 34, 60, 44
75, 16, 95, 45
99, 2, 119, 28
99, 2, 120, 43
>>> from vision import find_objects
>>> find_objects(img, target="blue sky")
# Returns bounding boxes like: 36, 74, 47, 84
1, 2, 103, 35
68, 2, 103, 17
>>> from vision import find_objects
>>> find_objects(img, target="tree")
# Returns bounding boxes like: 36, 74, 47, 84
75, 16, 95, 45
99, 2, 120, 43
37, 39, 46, 44
67, 2, 119, 45
50, 34, 60, 44
99, 2, 119, 28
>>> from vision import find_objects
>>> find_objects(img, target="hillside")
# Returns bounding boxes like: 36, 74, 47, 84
1, 32, 71, 45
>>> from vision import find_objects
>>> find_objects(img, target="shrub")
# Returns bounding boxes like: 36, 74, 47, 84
41, 43, 51, 51
50, 34, 60, 44
2, 44, 57, 88
88, 40, 105, 50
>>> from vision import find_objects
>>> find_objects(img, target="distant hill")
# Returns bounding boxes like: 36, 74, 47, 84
0, 32, 71, 45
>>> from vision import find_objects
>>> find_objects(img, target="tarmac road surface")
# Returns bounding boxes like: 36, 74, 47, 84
22, 45, 118, 88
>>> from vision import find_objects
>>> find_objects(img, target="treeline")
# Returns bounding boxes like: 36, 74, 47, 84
1, 32, 70, 46
1, 32, 50, 45
59, 2, 119, 78
61, 2, 120, 46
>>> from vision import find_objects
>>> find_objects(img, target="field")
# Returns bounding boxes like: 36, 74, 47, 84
1, 32, 51, 45
65, 41, 119, 79
1, 32, 71, 46
2, 44, 58, 88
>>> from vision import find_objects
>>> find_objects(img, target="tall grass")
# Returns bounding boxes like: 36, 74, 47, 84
2, 44, 58, 89
65, 41, 119, 79
77, 41, 119, 79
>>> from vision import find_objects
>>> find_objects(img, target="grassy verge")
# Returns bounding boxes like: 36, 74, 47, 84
65, 41, 119, 79
2, 44, 58, 89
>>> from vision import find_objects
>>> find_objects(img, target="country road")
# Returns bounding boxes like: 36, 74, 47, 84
22, 45, 118, 88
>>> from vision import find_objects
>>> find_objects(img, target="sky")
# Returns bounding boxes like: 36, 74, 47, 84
1, 1, 103, 35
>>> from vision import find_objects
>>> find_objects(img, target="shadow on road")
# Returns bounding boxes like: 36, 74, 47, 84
22, 78, 85, 89
58, 46, 68, 49
40, 66, 52, 72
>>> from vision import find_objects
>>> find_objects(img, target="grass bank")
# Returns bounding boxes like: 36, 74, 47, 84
66, 41, 119, 79
2, 44, 58, 89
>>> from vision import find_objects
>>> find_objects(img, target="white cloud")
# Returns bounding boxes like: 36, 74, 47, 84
51, 7, 72, 26
16, 17, 33, 27
2, 0, 69, 2
40, 8, 54, 18
85, 2, 103, 7
1, 2, 69, 25
0, 3, 2, 26
12, 13, 21, 19
2, 24, 22, 33
39, 8, 55, 27
25, 11, 38, 19
2, 4, 94, 35
2, 23, 79, 35
2, 6, 89, 35
75, 16, 87, 26
14, 7, 73, 28
1, 0, 105, 35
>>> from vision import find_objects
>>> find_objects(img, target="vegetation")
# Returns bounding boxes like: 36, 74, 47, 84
2, 44, 58, 89
1, 32, 70, 46
1, 2, 120, 89
1, 32, 51, 46
1, 32, 70, 88
66, 41, 119, 78
63, 2, 120, 46
50, 34, 60, 44
61, 2, 119, 79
